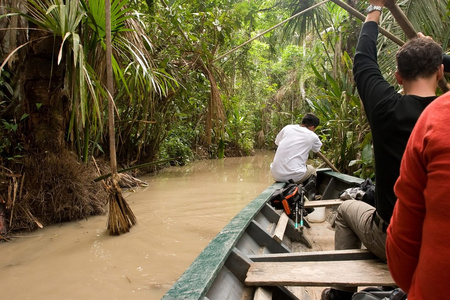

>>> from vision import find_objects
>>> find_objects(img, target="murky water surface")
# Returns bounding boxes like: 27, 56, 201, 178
0, 151, 274, 300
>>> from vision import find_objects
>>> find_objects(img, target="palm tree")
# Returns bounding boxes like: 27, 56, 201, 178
0, 0, 173, 232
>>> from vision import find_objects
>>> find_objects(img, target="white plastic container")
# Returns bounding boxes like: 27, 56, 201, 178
307, 206, 326, 223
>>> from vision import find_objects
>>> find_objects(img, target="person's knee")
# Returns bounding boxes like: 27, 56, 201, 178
335, 201, 353, 227
336, 200, 364, 228
337, 200, 356, 216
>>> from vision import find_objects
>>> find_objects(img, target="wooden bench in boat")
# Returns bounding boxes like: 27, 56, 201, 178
304, 199, 343, 208
245, 249, 395, 288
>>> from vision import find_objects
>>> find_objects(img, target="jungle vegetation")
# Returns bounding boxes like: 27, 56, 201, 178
0, 0, 449, 233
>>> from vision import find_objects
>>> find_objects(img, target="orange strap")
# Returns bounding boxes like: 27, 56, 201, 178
281, 186, 298, 215
282, 199, 291, 215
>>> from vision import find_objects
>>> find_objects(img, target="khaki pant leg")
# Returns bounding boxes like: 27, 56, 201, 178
297, 165, 317, 183
335, 200, 387, 261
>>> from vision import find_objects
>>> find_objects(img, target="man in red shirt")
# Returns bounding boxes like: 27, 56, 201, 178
387, 91, 450, 299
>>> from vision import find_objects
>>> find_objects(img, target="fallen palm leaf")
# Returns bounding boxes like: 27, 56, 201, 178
93, 157, 180, 182
107, 182, 137, 235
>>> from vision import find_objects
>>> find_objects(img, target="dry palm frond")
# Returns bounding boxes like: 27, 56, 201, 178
117, 173, 148, 189
92, 157, 137, 235
106, 182, 137, 235
202, 63, 226, 145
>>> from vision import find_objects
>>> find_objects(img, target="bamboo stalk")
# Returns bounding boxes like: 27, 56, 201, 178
329, 0, 404, 46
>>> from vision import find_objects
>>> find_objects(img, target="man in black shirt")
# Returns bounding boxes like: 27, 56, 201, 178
322, 0, 447, 299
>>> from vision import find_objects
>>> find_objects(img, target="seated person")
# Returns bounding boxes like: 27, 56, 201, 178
270, 113, 322, 184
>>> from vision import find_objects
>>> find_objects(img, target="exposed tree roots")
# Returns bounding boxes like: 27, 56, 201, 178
0, 151, 109, 235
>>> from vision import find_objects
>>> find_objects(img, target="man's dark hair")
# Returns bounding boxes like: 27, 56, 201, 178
396, 37, 443, 81
301, 113, 320, 128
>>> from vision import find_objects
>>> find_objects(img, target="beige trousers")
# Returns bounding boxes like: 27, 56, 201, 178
334, 200, 387, 262
296, 165, 317, 184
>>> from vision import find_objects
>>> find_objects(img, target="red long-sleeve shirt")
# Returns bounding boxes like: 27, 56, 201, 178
387, 91, 450, 299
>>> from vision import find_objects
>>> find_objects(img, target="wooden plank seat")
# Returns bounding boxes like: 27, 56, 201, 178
245, 249, 395, 288
248, 249, 378, 263
304, 199, 343, 208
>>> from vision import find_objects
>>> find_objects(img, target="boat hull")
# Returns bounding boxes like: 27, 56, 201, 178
162, 169, 365, 300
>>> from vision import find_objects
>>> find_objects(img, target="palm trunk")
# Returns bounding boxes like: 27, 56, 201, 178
105, 0, 136, 235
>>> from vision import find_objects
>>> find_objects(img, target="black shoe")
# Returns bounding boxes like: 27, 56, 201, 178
321, 288, 354, 300
390, 288, 407, 300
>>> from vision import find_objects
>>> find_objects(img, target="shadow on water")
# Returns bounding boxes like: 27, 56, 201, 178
0, 150, 275, 300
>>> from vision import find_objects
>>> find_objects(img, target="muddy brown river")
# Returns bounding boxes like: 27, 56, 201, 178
0, 150, 275, 300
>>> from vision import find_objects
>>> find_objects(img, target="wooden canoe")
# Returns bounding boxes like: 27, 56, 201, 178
162, 169, 394, 300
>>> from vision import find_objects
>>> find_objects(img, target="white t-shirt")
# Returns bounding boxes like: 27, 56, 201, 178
270, 124, 322, 182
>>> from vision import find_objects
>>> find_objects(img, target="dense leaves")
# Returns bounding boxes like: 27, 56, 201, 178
1, 0, 449, 172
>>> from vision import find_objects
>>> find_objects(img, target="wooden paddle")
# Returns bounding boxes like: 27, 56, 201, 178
384, 0, 417, 39
316, 152, 340, 173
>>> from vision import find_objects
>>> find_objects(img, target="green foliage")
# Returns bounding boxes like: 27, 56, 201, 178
20, 0, 106, 160
0, 69, 23, 163
224, 96, 255, 156
160, 126, 195, 166
0, 69, 13, 102
349, 136, 375, 179
0, 117, 24, 162
81, 0, 132, 40
1, 0, 448, 174
308, 51, 373, 177
4, 0, 177, 165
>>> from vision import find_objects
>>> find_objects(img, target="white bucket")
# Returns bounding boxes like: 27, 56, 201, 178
307, 206, 326, 223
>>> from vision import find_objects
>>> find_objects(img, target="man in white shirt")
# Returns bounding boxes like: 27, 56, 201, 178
270, 113, 322, 183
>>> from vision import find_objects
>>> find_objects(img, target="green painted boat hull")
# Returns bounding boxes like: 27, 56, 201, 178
162, 169, 364, 300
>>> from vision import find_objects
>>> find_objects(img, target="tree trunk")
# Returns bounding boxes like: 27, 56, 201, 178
21, 24, 68, 153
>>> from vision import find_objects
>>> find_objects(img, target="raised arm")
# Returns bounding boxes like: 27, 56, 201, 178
353, 0, 398, 119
